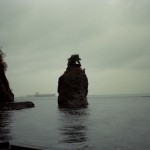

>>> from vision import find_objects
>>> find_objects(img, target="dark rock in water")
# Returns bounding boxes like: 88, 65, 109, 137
0, 101, 34, 111
0, 50, 14, 102
58, 54, 88, 108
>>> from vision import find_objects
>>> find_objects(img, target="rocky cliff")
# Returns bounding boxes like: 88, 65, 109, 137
58, 54, 88, 108
0, 50, 14, 102
0, 50, 35, 111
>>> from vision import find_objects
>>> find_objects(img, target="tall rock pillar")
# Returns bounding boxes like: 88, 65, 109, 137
58, 54, 88, 108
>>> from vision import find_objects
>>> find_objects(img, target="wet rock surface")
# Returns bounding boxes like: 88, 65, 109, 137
58, 54, 88, 108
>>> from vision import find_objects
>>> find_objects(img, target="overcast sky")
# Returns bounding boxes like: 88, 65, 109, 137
0, 0, 150, 96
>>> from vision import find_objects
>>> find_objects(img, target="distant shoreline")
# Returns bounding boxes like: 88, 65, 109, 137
15, 93, 150, 98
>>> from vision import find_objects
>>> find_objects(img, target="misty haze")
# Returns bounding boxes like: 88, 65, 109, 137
0, 0, 150, 149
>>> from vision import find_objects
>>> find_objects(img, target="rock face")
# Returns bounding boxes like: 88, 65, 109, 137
0, 50, 14, 102
0, 50, 34, 111
58, 54, 88, 108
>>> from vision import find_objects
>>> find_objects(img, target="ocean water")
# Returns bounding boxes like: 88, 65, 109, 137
0, 95, 150, 150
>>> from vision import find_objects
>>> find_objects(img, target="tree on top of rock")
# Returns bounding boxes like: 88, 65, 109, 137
0, 49, 7, 71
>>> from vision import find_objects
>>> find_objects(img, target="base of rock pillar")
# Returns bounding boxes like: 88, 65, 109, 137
58, 99, 88, 108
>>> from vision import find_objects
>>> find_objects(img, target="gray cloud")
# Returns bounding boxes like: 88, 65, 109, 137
0, 0, 150, 96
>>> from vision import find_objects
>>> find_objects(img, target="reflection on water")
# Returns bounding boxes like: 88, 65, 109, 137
61, 125, 87, 143
0, 111, 13, 141
58, 108, 91, 149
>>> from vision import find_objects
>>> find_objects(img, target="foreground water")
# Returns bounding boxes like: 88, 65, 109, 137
0, 95, 150, 150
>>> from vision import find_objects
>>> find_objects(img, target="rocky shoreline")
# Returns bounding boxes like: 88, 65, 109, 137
0, 50, 35, 111
0, 101, 34, 111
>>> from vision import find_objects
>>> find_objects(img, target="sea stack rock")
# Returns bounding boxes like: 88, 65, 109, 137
0, 50, 14, 102
58, 54, 88, 108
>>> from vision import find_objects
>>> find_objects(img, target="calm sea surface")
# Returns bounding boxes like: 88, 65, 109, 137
0, 95, 150, 150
